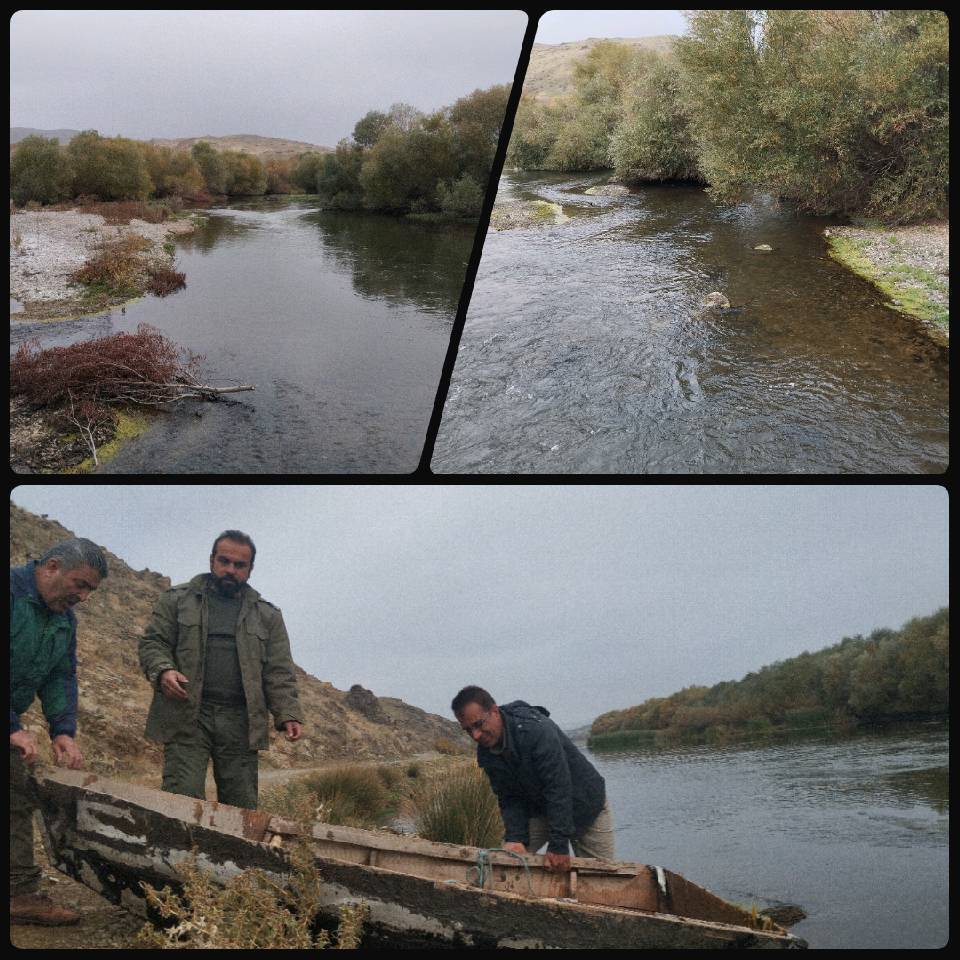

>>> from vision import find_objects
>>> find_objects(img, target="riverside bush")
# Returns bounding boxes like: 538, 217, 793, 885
10, 135, 73, 205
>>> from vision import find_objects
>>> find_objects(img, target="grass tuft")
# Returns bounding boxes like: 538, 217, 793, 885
406, 762, 503, 847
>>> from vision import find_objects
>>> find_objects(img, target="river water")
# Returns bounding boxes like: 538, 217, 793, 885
432, 172, 949, 473
578, 724, 948, 949
14, 198, 473, 473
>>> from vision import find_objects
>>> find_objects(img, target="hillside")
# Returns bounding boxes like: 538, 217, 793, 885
11, 126, 82, 144
522, 35, 676, 101
10, 128, 330, 158
147, 133, 330, 158
9, 503, 463, 782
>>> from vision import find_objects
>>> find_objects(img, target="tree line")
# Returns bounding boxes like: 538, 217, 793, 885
10, 84, 509, 219
589, 607, 949, 747
509, 10, 948, 223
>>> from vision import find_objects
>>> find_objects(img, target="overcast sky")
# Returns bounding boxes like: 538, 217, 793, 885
10, 10, 527, 146
533, 10, 687, 44
10, 485, 948, 729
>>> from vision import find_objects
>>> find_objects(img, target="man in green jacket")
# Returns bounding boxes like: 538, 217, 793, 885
138, 530, 302, 810
10, 537, 108, 926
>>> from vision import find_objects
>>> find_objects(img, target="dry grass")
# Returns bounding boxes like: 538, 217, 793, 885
261, 764, 394, 829
136, 844, 365, 949
405, 761, 503, 847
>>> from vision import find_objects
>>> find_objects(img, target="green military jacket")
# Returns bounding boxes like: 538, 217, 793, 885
138, 574, 302, 750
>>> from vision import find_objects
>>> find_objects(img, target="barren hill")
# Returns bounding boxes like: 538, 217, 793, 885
147, 133, 331, 159
9, 503, 462, 782
523, 35, 677, 101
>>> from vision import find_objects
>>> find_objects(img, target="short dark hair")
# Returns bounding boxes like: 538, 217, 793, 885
451, 685, 496, 716
40, 538, 109, 579
211, 530, 256, 565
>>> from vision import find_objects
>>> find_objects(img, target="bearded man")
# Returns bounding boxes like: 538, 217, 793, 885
138, 530, 302, 809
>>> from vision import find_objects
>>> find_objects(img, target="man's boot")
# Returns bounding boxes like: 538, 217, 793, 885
9, 892, 81, 925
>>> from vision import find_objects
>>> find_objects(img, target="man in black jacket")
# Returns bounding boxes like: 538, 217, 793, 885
452, 685, 615, 872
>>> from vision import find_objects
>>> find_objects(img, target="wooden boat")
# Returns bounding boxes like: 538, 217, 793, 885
31, 767, 806, 949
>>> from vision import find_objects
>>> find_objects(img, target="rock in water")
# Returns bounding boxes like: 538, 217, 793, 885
703, 292, 731, 309
754, 243, 773, 252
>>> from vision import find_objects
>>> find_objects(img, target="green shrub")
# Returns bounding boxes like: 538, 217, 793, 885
437, 174, 484, 218
610, 57, 702, 183
10, 135, 73, 205
67, 130, 153, 201
408, 762, 503, 847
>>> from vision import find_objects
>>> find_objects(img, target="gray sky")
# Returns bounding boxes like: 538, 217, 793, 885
10, 485, 948, 729
10, 10, 527, 147
533, 10, 687, 44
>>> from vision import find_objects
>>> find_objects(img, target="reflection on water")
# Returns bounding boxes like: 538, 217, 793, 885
303, 211, 473, 318
13, 197, 473, 473
584, 724, 948, 948
434, 172, 949, 474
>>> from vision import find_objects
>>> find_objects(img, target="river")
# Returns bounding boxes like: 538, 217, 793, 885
432, 172, 949, 473
15, 198, 474, 473
577, 724, 948, 949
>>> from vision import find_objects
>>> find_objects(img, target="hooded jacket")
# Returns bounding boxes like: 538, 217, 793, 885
138, 574, 302, 750
476, 700, 606, 854
10, 561, 79, 739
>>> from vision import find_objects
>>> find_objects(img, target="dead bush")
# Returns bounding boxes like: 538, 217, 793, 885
146, 262, 187, 297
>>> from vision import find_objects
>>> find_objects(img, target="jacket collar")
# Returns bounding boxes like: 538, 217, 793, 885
10, 560, 77, 623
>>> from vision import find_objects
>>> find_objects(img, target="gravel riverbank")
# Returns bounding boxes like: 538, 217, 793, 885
10, 208, 199, 321
826, 222, 948, 345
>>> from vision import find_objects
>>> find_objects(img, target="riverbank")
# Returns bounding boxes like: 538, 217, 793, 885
9, 206, 202, 473
10, 206, 201, 322
825, 222, 948, 346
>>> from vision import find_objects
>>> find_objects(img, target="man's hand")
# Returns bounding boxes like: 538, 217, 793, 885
544, 851, 572, 873
283, 720, 302, 742
159, 669, 190, 701
10, 729, 38, 764
502, 841, 528, 855
52, 734, 84, 770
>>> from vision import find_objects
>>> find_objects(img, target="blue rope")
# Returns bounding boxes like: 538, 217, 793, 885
469, 847, 535, 895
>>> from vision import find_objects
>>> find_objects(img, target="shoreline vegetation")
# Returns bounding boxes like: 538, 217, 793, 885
506, 11, 948, 337
588, 608, 948, 751
825, 224, 949, 343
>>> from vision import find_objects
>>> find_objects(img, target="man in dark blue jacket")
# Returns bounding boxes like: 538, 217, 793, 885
10, 538, 107, 926
452, 685, 615, 872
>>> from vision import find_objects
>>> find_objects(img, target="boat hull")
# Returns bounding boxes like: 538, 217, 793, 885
31, 767, 805, 949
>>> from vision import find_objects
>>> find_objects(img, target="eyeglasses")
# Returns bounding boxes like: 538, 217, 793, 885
461, 713, 490, 735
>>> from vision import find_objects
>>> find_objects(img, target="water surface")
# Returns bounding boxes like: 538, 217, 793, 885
14, 198, 473, 473
582, 724, 948, 948
433, 173, 949, 473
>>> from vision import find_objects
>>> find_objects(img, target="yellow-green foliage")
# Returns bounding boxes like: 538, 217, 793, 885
590, 608, 949, 742
675, 10, 948, 221
65, 407, 151, 475
407, 762, 503, 847
136, 845, 365, 949
11, 135, 74, 205
67, 130, 153, 201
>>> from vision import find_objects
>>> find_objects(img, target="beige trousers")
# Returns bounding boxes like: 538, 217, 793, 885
526, 797, 615, 860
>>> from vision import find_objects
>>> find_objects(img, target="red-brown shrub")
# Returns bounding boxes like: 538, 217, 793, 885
10, 324, 203, 409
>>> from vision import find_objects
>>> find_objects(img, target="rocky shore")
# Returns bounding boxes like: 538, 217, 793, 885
825, 222, 948, 345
